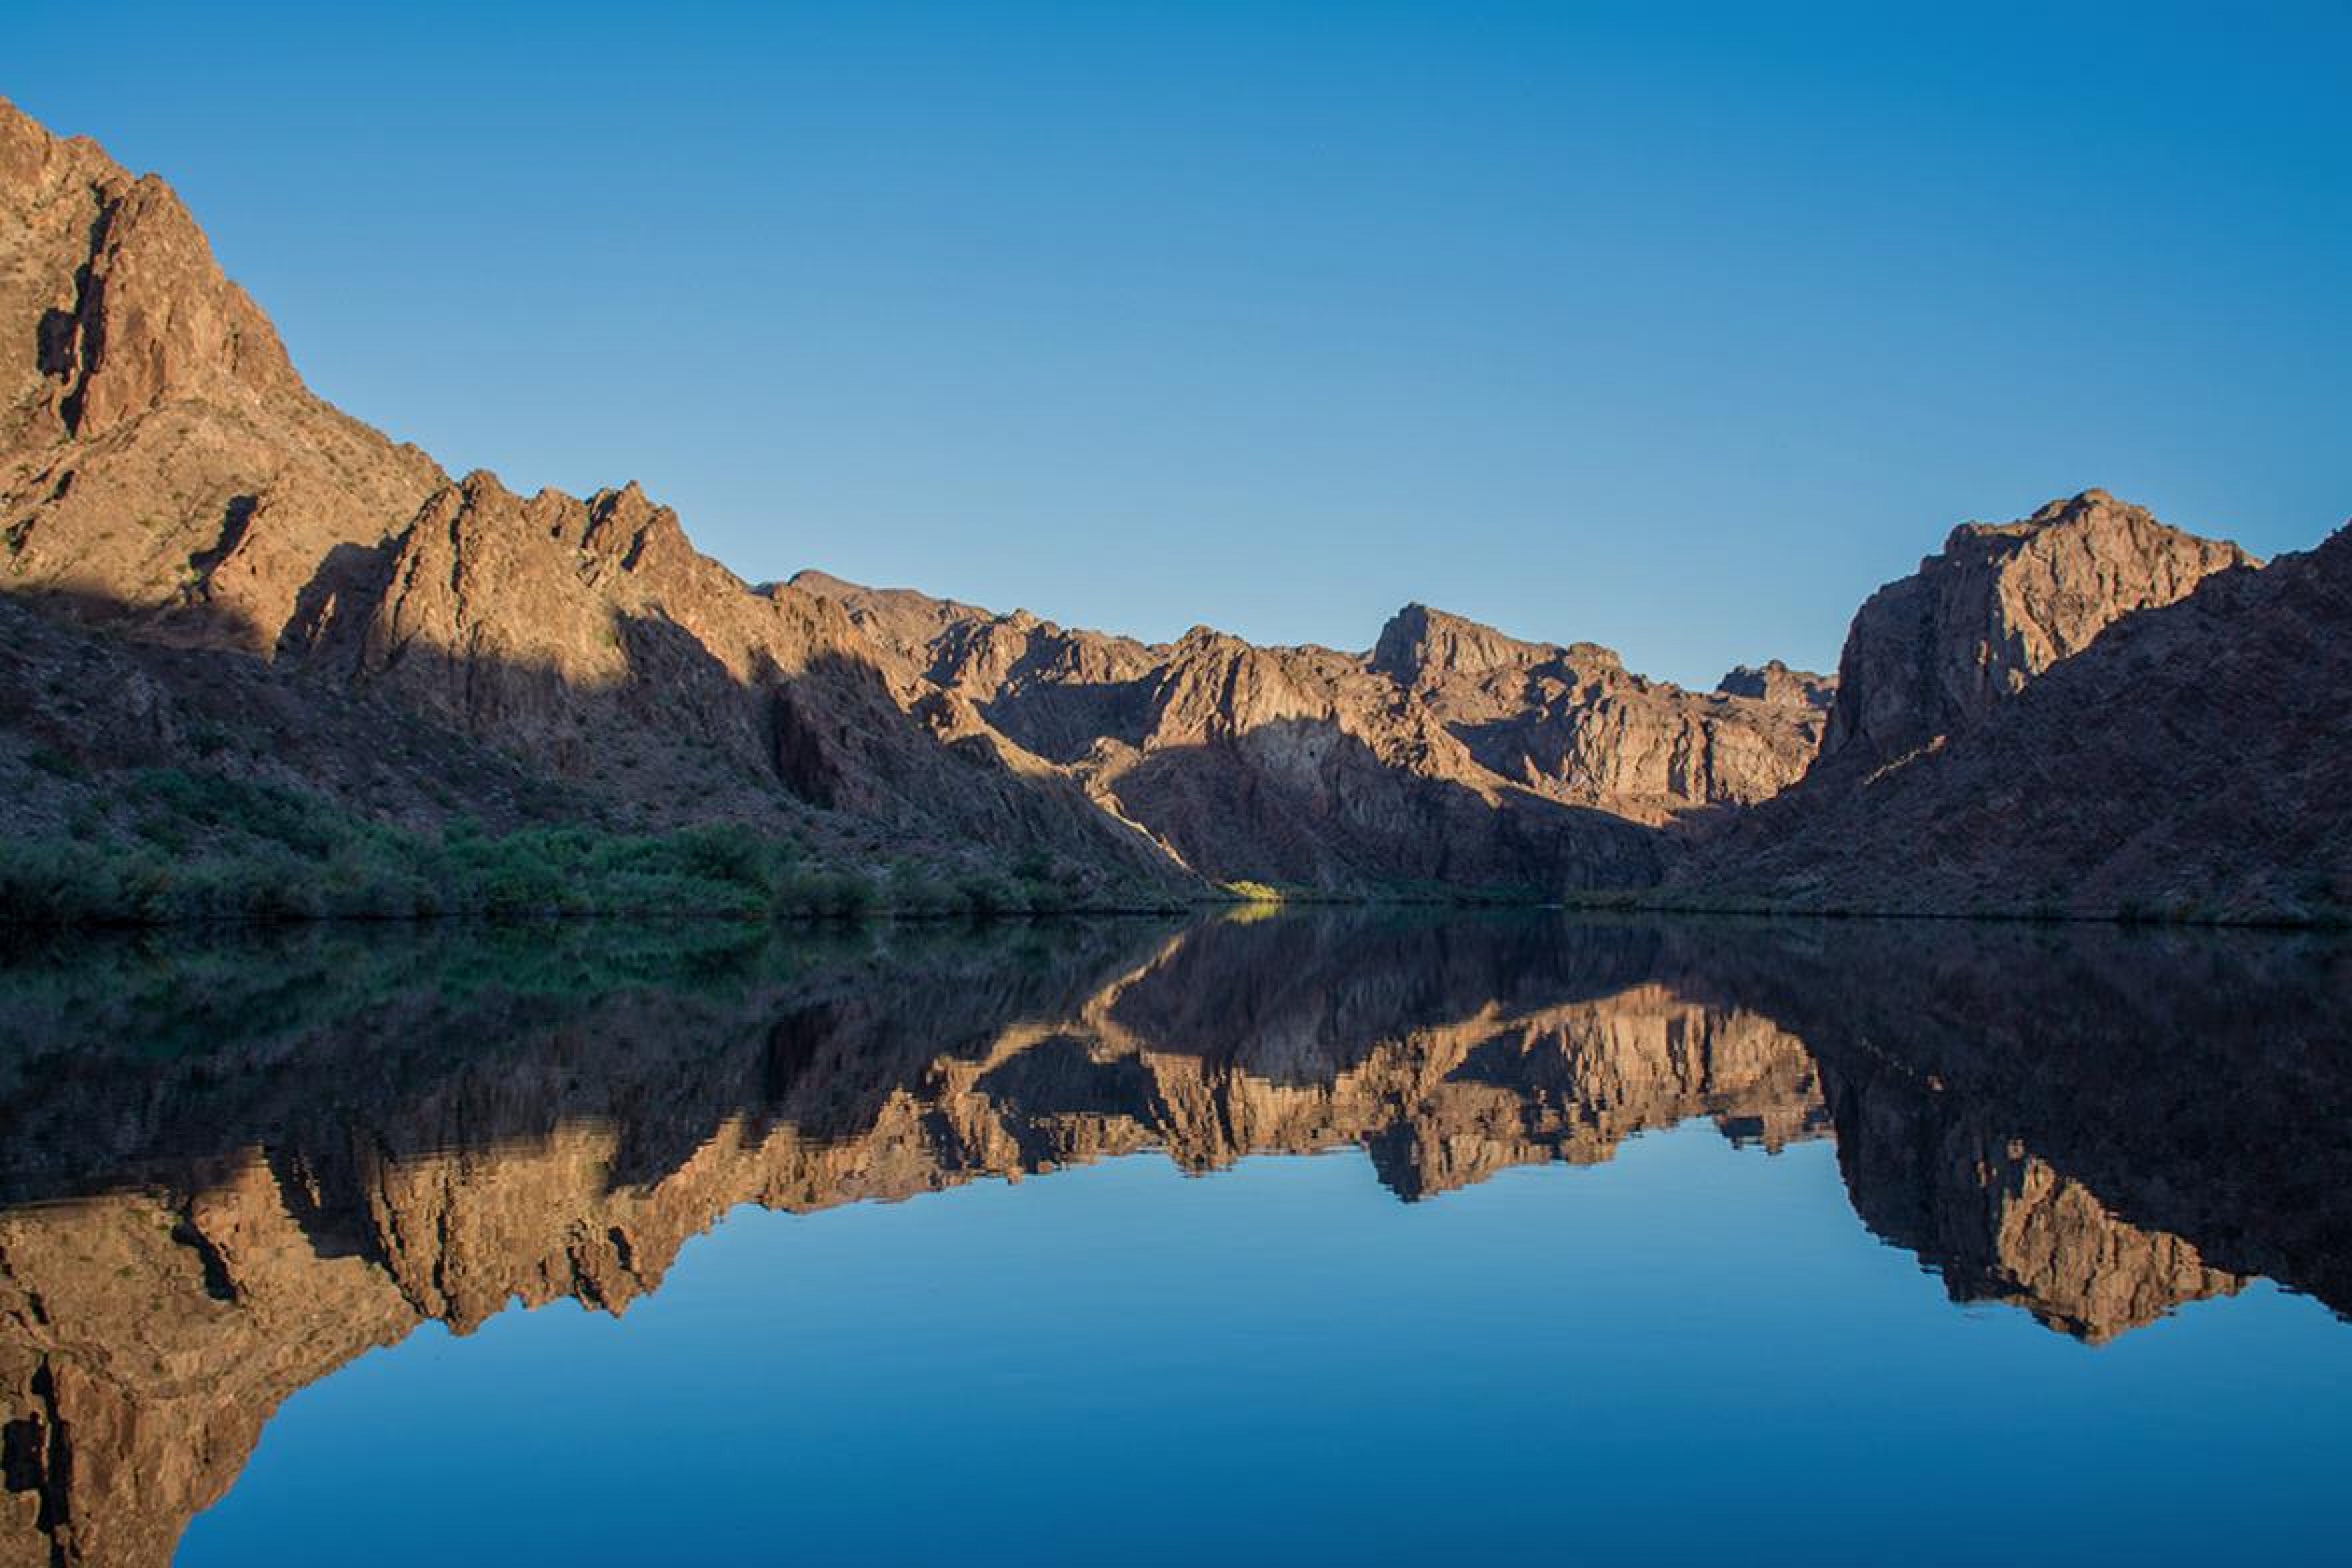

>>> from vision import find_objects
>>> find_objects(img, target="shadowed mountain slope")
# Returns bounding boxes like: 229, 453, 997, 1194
2, 97, 1838, 900
5, 97, 2339, 913
1674, 500, 2348, 920
791, 574, 1831, 888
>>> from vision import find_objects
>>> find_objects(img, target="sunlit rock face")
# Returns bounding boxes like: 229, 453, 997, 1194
4, 96, 1832, 900
1816, 489, 2254, 779
0, 100, 441, 648
1676, 496, 2351, 921
1, 913, 2343, 1567
16, 95, 2334, 916
1714, 660, 1833, 711
797, 578, 1832, 889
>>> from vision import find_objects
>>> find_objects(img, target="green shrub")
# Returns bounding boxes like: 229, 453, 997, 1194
1017, 876, 1072, 915
669, 821, 774, 890
953, 874, 1017, 916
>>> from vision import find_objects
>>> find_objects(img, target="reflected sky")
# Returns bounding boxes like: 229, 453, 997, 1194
0, 911, 2345, 1566
186, 1142, 2351, 1567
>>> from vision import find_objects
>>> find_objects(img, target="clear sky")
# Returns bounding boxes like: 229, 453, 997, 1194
13, 2, 2348, 686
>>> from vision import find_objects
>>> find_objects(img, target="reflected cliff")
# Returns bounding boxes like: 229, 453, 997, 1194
1, 911, 2346, 1567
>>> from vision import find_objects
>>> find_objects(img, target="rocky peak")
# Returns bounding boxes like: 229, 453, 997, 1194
2, 98, 295, 442
1716, 660, 1835, 710
578, 479, 690, 572
785, 570, 999, 668
1817, 489, 2255, 776
1147, 624, 1328, 743
1, 100, 444, 652
1371, 602, 1558, 685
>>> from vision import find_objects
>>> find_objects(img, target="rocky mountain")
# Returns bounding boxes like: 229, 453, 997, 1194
1674, 495, 2349, 920
1812, 489, 2254, 783
5, 911, 2342, 1564
4, 97, 2342, 918
0, 106, 444, 648
791, 576, 1830, 888
0, 100, 1182, 898
1714, 659, 1833, 709
1, 97, 1839, 904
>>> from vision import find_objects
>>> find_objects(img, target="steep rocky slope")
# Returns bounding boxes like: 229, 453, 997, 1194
0, 99, 1183, 899
1812, 489, 2253, 783
1674, 494, 2347, 920
8, 95, 2339, 913
0, 103, 442, 646
792, 575, 1830, 888
4, 97, 1840, 901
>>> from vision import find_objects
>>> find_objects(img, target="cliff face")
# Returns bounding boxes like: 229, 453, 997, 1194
1677, 514, 2348, 920
1371, 605, 1828, 816
0, 104, 444, 650
1816, 490, 2254, 780
1715, 660, 1833, 710
0, 99, 1182, 893
5, 911, 2341, 1567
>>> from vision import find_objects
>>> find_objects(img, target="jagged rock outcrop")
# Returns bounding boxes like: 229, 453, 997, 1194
1816, 490, 2253, 780
1715, 659, 1833, 709
0, 100, 442, 647
1676, 514, 2350, 920
321, 470, 1175, 878
1371, 604, 1827, 816
1, 96, 1843, 898
793, 578, 1831, 888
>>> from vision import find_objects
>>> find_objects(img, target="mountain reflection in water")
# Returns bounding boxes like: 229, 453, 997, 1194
0, 911, 2346, 1567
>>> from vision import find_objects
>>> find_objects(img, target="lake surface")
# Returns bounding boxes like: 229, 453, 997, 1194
0, 911, 2346, 1566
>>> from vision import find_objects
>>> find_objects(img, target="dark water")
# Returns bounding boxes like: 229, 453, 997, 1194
0, 913, 2346, 1567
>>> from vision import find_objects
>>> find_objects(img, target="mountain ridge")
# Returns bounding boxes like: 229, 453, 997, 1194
0, 97, 1828, 904
1, 96, 2342, 921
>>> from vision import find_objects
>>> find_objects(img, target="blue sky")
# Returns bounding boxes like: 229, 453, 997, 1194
13, 2, 2348, 685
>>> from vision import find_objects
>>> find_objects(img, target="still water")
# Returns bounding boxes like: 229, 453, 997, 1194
0, 912, 2345, 1565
